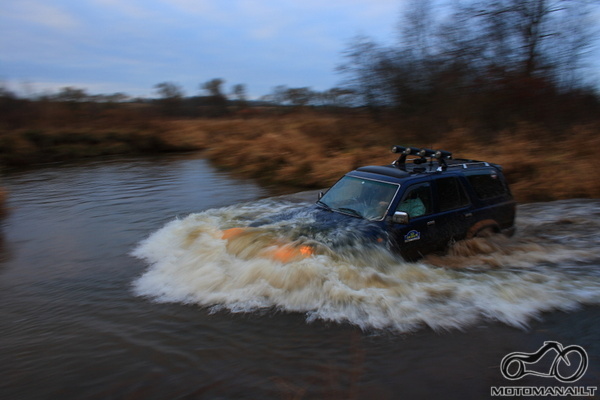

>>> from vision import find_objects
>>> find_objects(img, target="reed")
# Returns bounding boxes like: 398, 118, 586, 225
0, 113, 598, 203
164, 115, 599, 202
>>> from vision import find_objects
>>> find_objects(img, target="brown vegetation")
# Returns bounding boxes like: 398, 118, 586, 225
0, 126, 195, 166
0, 112, 598, 203
164, 114, 599, 203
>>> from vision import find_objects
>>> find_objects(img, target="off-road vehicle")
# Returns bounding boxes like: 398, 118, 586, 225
315, 146, 516, 260
222, 146, 516, 262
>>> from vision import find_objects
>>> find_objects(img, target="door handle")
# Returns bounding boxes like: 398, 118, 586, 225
427, 220, 436, 226
464, 212, 473, 218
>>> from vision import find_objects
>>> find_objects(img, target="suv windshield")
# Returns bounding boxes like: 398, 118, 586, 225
319, 176, 399, 220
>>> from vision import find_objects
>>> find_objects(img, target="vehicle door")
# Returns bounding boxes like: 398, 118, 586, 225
463, 169, 516, 232
389, 180, 437, 260
431, 175, 473, 245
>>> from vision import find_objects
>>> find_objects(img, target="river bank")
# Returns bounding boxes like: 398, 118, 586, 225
1, 114, 598, 203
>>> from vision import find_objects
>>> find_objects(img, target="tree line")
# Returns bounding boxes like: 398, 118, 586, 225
0, 77, 358, 126
1, 0, 598, 131
150, 79, 355, 117
338, 0, 600, 136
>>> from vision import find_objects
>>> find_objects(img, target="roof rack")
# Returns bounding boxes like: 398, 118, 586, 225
446, 159, 491, 169
391, 145, 453, 171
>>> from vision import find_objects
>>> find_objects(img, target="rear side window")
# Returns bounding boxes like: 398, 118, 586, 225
466, 171, 508, 199
436, 177, 470, 211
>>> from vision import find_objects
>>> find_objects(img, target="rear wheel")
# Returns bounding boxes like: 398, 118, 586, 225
466, 219, 500, 239
474, 226, 496, 238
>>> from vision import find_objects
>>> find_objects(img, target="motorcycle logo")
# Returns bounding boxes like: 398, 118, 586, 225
501, 341, 588, 383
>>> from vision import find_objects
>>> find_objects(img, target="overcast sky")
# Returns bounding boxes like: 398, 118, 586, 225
1, 0, 406, 98
1, 0, 598, 99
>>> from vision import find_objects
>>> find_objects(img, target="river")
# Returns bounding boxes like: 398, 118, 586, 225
1, 154, 598, 399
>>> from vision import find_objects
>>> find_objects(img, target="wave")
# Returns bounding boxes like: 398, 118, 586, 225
132, 199, 600, 332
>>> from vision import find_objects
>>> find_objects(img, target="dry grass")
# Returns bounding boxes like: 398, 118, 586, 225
0, 125, 195, 166
1, 113, 598, 205
163, 115, 599, 202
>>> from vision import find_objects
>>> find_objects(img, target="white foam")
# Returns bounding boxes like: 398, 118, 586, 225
132, 200, 600, 332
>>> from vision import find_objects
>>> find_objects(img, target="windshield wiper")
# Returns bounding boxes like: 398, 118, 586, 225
337, 207, 363, 218
316, 200, 332, 211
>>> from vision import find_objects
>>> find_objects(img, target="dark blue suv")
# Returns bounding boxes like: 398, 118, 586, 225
314, 146, 516, 260
222, 146, 516, 262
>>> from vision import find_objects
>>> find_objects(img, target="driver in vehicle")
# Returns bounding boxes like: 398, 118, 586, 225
397, 193, 426, 218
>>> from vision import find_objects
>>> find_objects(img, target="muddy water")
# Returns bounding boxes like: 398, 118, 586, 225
1, 154, 599, 399
133, 196, 600, 333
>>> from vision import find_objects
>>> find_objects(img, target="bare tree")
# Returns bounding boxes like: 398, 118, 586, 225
154, 82, 184, 116
200, 78, 228, 117
285, 87, 314, 107
231, 84, 247, 101
154, 82, 184, 99
457, 0, 596, 84
268, 85, 289, 105
337, 35, 396, 113
231, 83, 248, 110
55, 86, 89, 103
337, 0, 598, 129
397, 0, 436, 62
201, 78, 225, 98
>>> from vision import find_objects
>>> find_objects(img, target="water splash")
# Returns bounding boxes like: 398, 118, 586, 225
132, 199, 600, 332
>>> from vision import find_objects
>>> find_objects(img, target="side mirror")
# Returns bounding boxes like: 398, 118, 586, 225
392, 211, 410, 224
318, 191, 324, 200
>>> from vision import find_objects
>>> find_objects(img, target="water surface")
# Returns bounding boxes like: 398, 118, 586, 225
1, 154, 598, 399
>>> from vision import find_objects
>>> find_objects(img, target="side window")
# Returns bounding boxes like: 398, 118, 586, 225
436, 177, 470, 212
466, 172, 508, 199
396, 183, 432, 218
